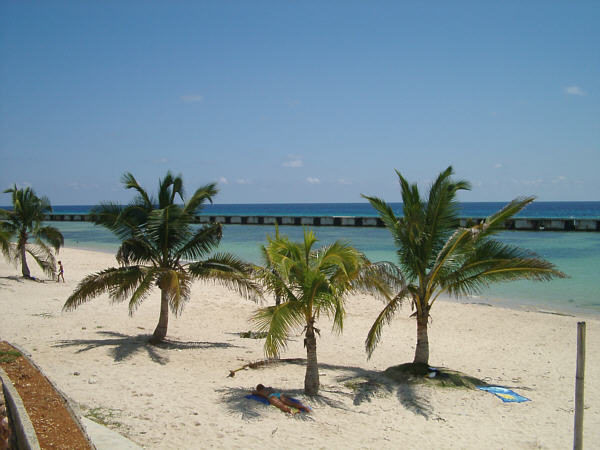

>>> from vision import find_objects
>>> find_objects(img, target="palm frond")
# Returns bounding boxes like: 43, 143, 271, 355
121, 172, 153, 208
105, 265, 156, 305
116, 237, 157, 266
183, 183, 218, 215
251, 301, 306, 358
476, 196, 535, 237
187, 253, 263, 301
36, 225, 64, 252
26, 242, 56, 278
63, 266, 146, 311
439, 240, 567, 299
175, 223, 222, 262
365, 287, 412, 358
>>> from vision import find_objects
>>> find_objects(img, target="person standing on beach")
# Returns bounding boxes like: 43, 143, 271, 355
56, 261, 64, 282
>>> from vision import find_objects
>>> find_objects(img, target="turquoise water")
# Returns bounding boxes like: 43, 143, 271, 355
53, 221, 600, 315
29, 201, 600, 218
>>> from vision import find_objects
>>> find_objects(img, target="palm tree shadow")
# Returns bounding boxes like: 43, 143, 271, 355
0, 275, 24, 284
282, 360, 447, 419
217, 387, 316, 421
54, 331, 240, 365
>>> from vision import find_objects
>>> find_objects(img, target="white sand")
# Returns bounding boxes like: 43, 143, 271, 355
0, 246, 598, 449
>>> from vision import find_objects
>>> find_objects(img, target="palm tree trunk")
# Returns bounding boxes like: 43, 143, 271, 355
19, 236, 30, 278
304, 318, 319, 395
413, 312, 429, 364
151, 289, 169, 343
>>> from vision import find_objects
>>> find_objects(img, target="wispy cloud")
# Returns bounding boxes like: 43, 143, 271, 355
337, 178, 352, 185
565, 86, 586, 96
236, 178, 251, 185
218, 177, 228, 185
494, 163, 503, 169
552, 175, 567, 184
306, 177, 320, 184
282, 155, 303, 168
154, 157, 169, 164
180, 95, 204, 103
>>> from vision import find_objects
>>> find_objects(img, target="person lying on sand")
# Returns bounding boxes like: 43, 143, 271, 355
252, 384, 311, 414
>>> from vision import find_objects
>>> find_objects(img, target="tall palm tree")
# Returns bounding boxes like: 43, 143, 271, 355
63, 171, 261, 343
252, 228, 391, 395
0, 185, 64, 279
362, 166, 566, 365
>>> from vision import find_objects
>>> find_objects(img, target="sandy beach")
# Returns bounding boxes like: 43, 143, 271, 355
0, 246, 598, 449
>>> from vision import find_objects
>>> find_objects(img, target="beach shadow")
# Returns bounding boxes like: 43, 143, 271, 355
55, 331, 240, 365
242, 358, 464, 419
0, 275, 24, 284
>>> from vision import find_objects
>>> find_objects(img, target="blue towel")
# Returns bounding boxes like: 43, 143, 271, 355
245, 394, 270, 405
476, 386, 530, 403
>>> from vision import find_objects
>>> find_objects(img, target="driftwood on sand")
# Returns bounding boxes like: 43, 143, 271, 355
228, 358, 304, 378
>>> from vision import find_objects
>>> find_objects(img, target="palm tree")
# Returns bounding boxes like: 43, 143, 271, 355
63, 171, 261, 343
0, 185, 64, 279
362, 166, 566, 366
252, 228, 391, 395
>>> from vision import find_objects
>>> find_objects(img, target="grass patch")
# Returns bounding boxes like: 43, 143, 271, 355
0, 349, 21, 363
239, 331, 268, 339
382, 363, 486, 389
85, 407, 123, 428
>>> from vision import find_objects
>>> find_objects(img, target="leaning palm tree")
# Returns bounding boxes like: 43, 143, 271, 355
252, 228, 391, 395
362, 166, 566, 366
0, 185, 64, 279
63, 171, 261, 343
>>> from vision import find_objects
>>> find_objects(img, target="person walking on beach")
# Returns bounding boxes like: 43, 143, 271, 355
252, 384, 311, 414
56, 261, 64, 282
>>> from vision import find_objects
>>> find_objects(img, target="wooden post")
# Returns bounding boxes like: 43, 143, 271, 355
574, 321, 586, 450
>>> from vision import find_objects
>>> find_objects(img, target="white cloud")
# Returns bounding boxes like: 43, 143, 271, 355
218, 177, 228, 185
565, 86, 586, 96
154, 157, 168, 164
552, 175, 567, 184
180, 95, 204, 103
236, 178, 250, 185
337, 178, 352, 185
494, 163, 503, 169
306, 177, 320, 184
282, 155, 303, 168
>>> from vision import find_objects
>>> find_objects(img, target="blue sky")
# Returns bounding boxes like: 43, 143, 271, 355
1, 1, 598, 205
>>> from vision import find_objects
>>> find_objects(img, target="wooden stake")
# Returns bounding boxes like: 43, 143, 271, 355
574, 321, 586, 450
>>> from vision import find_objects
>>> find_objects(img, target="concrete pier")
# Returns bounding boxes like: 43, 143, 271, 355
44, 214, 600, 231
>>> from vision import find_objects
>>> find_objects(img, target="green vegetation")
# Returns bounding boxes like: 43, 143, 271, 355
0, 185, 64, 279
0, 349, 21, 364
85, 407, 124, 428
63, 171, 261, 343
252, 227, 391, 395
238, 331, 268, 339
362, 166, 566, 366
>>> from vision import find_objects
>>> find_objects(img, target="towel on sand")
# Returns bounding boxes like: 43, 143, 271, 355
476, 386, 530, 403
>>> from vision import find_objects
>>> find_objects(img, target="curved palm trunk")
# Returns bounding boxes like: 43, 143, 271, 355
413, 312, 430, 364
304, 319, 319, 395
151, 289, 169, 343
19, 235, 30, 278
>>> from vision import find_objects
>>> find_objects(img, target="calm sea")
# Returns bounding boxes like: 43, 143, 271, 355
41, 202, 600, 315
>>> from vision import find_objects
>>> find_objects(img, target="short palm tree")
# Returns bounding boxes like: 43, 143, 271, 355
362, 166, 566, 365
63, 171, 261, 343
252, 228, 391, 395
0, 185, 64, 279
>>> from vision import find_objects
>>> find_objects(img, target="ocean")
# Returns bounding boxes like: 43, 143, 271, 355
43, 202, 600, 315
